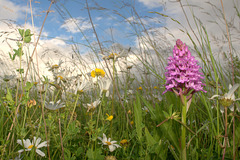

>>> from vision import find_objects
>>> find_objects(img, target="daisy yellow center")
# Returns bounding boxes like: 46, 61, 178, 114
28, 145, 34, 149
106, 141, 112, 145
220, 98, 233, 107
57, 76, 63, 80
108, 53, 118, 59
52, 64, 59, 68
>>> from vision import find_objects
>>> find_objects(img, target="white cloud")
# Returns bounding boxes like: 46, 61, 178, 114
60, 17, 92, 33
0, 0, 30, 20
135, 0, 240, 55
95, 17, 102, 21
137, 0, 165, 8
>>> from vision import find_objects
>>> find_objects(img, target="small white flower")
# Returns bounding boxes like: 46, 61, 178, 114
98, 133, 121, 152
45, 100, 65, 110
127, 90, 133, 95
142, 106, 149, 113
210, 84, 240, 113
47, 60, 63, 72
74, 79, 92, 94
17, 137, 48, 157
98, 78, 111, 97
1, 74, 16, 82
83, 99, 101, 112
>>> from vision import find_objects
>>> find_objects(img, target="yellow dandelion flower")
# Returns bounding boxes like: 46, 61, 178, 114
120, 139, 128, 145
91, 68, 105, 78
106, 113, 113, 121
130, 121, 134, 125
138, 86, 142, 90
95, 68, 105, 77
91, 70, 96, 78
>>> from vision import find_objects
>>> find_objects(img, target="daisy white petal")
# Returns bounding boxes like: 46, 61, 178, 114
37, 141, 48, 148
36, 149, 46, 157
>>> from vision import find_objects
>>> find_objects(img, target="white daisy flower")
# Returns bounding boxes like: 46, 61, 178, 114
44, 100, 65, 110
142, 106, 149, 113
17, 137, 48, 157
210, 84, 240, 113
83, 99, 101, 112
1, 74, 16, 82
74, 79, 92, 94
98, 133, 121, 152
98, 78, 111, 97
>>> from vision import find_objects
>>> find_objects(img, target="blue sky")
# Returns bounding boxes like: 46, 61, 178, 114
5, 0, 164, 50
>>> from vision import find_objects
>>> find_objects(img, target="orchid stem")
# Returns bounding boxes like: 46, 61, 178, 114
181, 95, 187, 160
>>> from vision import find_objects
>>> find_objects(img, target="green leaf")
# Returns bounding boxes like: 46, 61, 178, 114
75, 147, 83, 157
6, 89, 14, 105
145, 127, 157, 147
140, 94, 157, 119
9, 52, 14, 60
86, 148, 104, 160
18, 29, 24, 37
134, 92, 143, 141
18, 29, 32, 43
163, 111, 170, 119
23, 36, 31, 43
13, 48, 23, 57
24, 82, 33, 91
25, 29, 31, 36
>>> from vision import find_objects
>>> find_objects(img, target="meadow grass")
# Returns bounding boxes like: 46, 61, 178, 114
0, 0, 240, 160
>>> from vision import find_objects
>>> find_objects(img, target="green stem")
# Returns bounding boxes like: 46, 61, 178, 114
181, 95, 187, 160
222, 106, 228, 160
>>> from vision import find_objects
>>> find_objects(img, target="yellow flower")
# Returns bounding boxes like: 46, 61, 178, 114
138, 86, 142, 90
106, 113, 113, 121
57, 75, 63, 80
91, 68, 105, 78
51, 64, 59, 69
127, 110, 132, 114
130, 121, 134, 125
91, 70, 96, 78
120, 139, 128, 146
154, 86, 158, 89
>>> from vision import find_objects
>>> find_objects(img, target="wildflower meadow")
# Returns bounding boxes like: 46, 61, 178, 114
0, 0, 240, 160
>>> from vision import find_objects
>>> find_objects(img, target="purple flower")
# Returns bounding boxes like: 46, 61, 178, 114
163, 39, 206, 95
